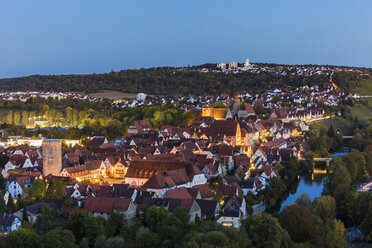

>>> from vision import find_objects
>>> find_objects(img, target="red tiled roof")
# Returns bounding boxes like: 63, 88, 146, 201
84, 197, 132, 213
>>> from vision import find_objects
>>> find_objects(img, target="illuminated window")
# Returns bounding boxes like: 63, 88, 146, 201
222, 222, 233, 227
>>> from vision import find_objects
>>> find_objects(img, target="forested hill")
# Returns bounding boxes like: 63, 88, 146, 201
0, 66, 367, 95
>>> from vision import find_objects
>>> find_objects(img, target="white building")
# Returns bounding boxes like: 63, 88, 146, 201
217, 63, 226, 69
244, 58, 250, 67
136, 93, 147, 101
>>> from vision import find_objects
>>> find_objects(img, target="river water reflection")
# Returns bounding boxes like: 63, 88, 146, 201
277, 150, 349, 212
280, 173, 327, 211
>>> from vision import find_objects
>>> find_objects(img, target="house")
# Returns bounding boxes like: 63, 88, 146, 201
192, 184, 214, 200
128, 120, 154, 135
238, 103, 256, 119
14, 200, 64, 224
223, 196, 247, 219
64, 185, 89, 207
124, 159, 192, 187
97, 184, 137, 202
84, 197, 137, 221
163, 187, 200, 200
4, 156, 33, 172
195, 199, 221, 220
88, 137, 108, 148
216, 206, 242, 229
270, 108, 289, 122
111, 161, 128, 179
201, 164, 219, 179
238, 179, 257, 195
0, 214, 21, 236
7, 176, 35, 199
60, 160, 105, 181
207, 119, 242, 146
142, 165, 207, 197
168, 199, 202, 223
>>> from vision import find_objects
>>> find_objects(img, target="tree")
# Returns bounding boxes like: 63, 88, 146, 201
107, 211, 124, 236
66, 107, 73, 125
261, 176, 284, 208
312, 196, 336, 223
83, 216, 104, 246
295, 193, 311, 207
13, 112, 21, 125
29, 111, 36, 125
30, 179, 47, 200
40, 228, 78, 248
361, 206, 372, 241
241, 213, 287, 248
301, 152, 314, 173
21, 111, 29, 126
279, 204, 320, 244
120, 223, 141, 243
94, 235, 106, 248
0, 174, 6, 190
0, 154, 9, 169
0, 194, 6, 213
184, 231, 230, 248
7, 195, 16, 214
7, 111, 13, 124
326, 159, 351, 195
72, 109, 79, 126
137, 231, 161, 248
68, 211, 89, 242
325, 219, 347, 248
5, 228, 38, 248
211, 102, 226, 108
45, 180, 66, 200
105, 236, 125, 248
173, 207, 190, 224
22, 206, 29, 222
68, 211, 104, 246
79, 237, 89, 248
157, 216, 185, 246
144, 206, 168, 231
35, 205, 58, 234
79, 157, 85, 165
350, 132, 366, 151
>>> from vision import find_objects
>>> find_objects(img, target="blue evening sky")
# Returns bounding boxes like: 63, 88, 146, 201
1, 0, 371, 78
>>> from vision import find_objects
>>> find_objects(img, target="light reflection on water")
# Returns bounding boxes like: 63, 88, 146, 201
280, 174, 326, 211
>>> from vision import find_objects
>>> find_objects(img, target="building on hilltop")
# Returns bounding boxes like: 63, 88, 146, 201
229, 62, 238, 69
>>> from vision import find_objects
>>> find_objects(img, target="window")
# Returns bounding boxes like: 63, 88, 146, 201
222, 222, 233, 227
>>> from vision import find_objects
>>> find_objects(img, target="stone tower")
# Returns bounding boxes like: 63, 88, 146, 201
42, 139, 62, 177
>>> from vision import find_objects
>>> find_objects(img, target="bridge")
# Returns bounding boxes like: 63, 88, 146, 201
343, 136, 354, 139
313, 157, 333, 167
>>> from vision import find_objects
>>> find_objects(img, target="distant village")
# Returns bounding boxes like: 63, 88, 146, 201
193, 58, 367, 76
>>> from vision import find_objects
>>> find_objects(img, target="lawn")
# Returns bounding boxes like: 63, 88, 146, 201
352, 77, 372, 96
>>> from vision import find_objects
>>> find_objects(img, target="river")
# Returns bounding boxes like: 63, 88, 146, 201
280, 174, 326, 211
279, 150, 349, 211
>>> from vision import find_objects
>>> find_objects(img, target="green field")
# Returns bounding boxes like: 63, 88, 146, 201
318, 116, 352, 133
351, 77, 372, 95
348, 100, 372, 121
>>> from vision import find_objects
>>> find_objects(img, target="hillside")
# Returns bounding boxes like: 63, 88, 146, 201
0, 66, 334, 95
